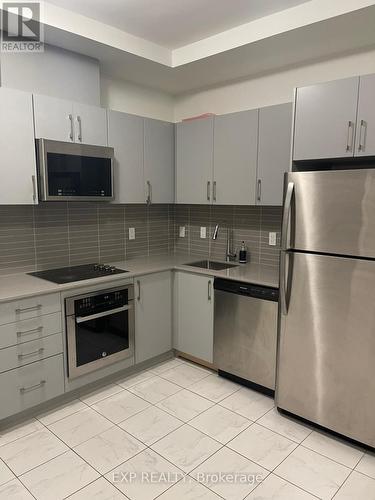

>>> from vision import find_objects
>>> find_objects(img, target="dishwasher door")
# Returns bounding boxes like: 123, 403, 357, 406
214, 279, 279, 391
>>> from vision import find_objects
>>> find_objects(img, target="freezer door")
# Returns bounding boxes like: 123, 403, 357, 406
277, 251, 375, 446
284, 169, 375, 258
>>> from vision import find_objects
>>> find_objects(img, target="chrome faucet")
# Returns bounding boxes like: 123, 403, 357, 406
226, 228, 236, 262
212, 224, 219, 240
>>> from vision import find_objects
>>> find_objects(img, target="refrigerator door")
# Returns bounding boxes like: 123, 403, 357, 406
285, 169, 375, 258
277, 251, 375, 446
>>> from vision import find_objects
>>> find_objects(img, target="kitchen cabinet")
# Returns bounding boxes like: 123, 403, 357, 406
0, 87, 38, 204
135, 272, 172, 364
176, 117, 214, 204
174, 272, 214, 364
108, 110, 145, 203
144, 118, 174, 204
257, 103, 293, 205
213, 110, 258, 205
33, 94, 107, 146
355, 74, 375, 156
293, 77, 360, 160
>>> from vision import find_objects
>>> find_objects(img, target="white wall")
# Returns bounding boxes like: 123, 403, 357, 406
0, 44, 101, 105
100, 76, 175, 122
174, 47, 375, 120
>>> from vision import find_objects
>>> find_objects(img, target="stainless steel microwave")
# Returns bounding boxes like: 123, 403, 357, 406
36, 139, 114, 201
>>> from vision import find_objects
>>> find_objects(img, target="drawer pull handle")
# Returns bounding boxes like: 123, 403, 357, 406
17, 326, 43, 338
20, 380, 46, 394
18, 348, 45, 360
15, 305, 42, 314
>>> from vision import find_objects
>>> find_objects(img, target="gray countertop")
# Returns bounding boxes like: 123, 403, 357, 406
0, 254, 279, 303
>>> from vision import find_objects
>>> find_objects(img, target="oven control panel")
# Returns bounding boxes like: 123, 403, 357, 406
75, 289, 128, 317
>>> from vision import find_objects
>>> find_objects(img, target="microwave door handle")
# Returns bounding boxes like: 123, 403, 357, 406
75, 304, 132, 323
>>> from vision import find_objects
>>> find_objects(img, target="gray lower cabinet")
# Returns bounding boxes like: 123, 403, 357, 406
257, 103, 293, 205
0, 354, 65, 420
108, 110, 145, 203
293, 77, 360, 160
135, 272, 172, 364
144, 118, 175, 204
176, 117, 214, 204
355, 74, 375, 157
213, 110, 258, 205
174, 272, 214, 364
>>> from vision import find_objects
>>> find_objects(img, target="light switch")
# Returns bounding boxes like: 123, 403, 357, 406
269, 232, 277, 246
129, 227, 136, 240
200, 227, 207, 239
179, 226, 186, 238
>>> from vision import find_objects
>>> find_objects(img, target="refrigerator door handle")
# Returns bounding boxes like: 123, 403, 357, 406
280, 181, 294, 315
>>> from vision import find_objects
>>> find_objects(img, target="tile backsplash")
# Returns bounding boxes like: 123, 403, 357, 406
0, 203, 282, 276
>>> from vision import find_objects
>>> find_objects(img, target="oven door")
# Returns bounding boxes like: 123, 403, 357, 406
37, 139, 114, 201
66, 297, 134, 379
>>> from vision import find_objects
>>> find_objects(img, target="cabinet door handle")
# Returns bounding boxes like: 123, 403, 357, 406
15, 304, 42, 314
213, 181, 217, 202
20, 380, 46, 394
257, 179, 262, 202
137, 280, 141, 301
18, 348, 45, 360
146, 181, 152, 205
208, 280, 212, 301
207, 181, 211, 201
77, 116, 82, 142
68, 114, 74, 141
17, 326, 43, 338
32, 175, 37, 204
346, 121, 354, 152
358, 119, 367, 152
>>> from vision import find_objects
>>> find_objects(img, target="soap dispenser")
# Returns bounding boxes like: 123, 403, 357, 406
239, 241, 247, 263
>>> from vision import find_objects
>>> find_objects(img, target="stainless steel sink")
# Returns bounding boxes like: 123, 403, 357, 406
185, 260, 239, 271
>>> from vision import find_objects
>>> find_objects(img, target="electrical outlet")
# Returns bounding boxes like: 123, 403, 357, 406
269, 232, 277, 246
200, 227, 207, 239
129, 227, 136, 240
179, 226, 186, 238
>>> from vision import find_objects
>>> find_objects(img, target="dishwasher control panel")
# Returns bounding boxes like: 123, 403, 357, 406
214, 278, 279, 301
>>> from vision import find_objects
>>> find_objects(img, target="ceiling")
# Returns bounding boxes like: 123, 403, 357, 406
46, 0, 310, 48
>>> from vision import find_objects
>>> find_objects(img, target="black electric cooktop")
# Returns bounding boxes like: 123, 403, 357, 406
28, 264, 128, 284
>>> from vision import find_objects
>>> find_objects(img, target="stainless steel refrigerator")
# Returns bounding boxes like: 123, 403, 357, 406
276, 168, 375, 447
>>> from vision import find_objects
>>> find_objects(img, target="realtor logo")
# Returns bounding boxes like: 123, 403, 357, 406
1, 1, 44, 52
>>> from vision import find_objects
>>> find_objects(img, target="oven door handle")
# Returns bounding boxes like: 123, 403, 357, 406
75, 304, 133, 324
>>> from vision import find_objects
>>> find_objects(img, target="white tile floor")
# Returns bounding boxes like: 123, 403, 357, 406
0, 356, 374, 499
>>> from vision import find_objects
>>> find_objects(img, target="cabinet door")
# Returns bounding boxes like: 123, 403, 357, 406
355, 74, 375, 157
175, 272, 214, 364
257, 103, 293, 206
33, 94, 74, 142
213, 110, 258, 205
135, 272, 172, 364
73, 103, 107, 146
293, 77, 359, 160
108, 110, 145, 203
176, 117, 214, 204
0, 88, 37, 204
144, 118, 174, 204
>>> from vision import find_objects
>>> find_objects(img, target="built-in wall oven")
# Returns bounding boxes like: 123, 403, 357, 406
65, 285, 134, 378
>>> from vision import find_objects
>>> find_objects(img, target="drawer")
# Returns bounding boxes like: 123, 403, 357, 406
0, 293, 61, 326
0, 333, 63, 373
0, 354, 64, 420
0, 312, 62, 349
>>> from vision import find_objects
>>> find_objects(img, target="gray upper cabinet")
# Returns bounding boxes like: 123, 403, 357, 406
257, 103, 293, 206
355, 74, 375, 157
144, 118, 175, 204
34, 94, 74, 142
213, 110, 258, 205
108, 110, 145, 204
176, 117, 214, 204
34, 94, 107, 146
293, 77, 360, 160
0, 87, 38, 205
72, 102, 107, 146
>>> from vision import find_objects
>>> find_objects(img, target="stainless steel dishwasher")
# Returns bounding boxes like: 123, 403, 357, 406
214, 278, 279, 393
